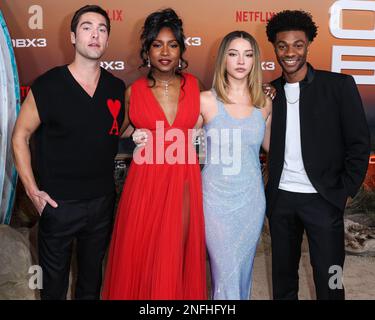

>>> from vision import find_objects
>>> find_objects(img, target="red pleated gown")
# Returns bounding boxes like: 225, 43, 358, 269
102, 73, 207, 299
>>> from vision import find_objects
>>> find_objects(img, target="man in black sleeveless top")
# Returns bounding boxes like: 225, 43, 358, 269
12, 5, 126, 300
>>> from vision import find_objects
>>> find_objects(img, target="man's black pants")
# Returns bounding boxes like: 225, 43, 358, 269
269, 190, 345, 300
38, 192, 115, 300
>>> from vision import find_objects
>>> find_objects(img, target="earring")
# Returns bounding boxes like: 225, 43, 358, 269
147, 57, 151, 68
178, 59, 182, 68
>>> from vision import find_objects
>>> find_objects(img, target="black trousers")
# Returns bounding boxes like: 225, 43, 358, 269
268, 190, 345, 300
38, 192, 115, 300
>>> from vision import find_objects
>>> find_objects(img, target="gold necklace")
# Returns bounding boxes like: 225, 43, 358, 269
153, 74, 175, 98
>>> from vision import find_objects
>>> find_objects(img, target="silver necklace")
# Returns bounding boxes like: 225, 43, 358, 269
285, 93, 300, 104
154, 75, 175, 98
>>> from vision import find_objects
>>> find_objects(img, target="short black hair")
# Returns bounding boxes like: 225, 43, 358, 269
71, 5, 111, 35
140, 8, 188, 87
266, 10, 318, 43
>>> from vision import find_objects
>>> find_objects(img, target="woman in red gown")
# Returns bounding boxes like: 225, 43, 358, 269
101, 8, 207, 300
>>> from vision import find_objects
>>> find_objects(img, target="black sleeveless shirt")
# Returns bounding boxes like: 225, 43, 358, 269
31, 65, 125, 200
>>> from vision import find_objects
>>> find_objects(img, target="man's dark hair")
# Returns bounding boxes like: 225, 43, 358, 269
70, 5, 111, 35
266, 10, 318, 43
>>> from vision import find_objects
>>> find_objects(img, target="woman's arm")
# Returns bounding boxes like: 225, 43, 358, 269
261, 97, 272, 153
120, 86, 133, 138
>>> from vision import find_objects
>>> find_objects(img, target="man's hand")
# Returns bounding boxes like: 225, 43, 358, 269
27, 189, 58, 215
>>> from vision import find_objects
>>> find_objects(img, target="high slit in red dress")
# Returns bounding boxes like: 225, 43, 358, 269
102, 73, 207, 300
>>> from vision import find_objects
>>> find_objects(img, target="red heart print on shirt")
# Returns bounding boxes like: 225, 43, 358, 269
107, 99, 121, 135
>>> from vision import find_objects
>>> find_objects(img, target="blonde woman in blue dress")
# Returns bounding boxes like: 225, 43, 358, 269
133, 30, 272, 299
197, 31, 272, 299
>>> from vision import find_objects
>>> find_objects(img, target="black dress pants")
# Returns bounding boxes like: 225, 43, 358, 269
38, 192, 115, 300
269, 190, 345, 300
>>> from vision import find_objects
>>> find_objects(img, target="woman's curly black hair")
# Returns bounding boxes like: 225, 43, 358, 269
140, 8, 188, 87
266, 10, 318, 43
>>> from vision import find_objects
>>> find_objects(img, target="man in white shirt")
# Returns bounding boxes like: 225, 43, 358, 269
265, 10, 370, 300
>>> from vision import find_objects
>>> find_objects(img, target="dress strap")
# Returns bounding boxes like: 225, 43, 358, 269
210, 88, 226, 116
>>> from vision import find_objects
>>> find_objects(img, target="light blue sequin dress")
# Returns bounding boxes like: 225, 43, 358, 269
202, 93, 266, 300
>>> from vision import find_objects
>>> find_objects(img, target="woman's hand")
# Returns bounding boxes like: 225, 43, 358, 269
262, 83, 276, 100
132, 129, 148, 147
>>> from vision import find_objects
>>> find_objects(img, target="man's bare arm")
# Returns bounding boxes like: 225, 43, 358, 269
12, 90, 58, 214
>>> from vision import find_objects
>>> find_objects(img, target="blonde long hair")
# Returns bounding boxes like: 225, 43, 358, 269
213, 31, 266, 107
